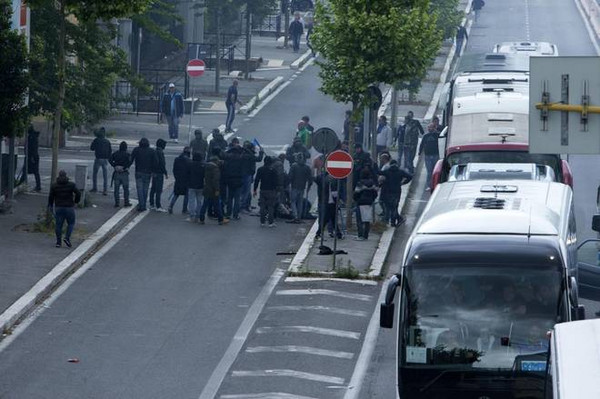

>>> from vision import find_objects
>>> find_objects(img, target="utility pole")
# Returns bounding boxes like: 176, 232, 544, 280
244, 1, 252, 80
135, 27, 142, 115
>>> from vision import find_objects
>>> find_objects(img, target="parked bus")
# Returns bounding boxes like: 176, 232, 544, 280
431, 53, 573, 190
380, 179, 600, 399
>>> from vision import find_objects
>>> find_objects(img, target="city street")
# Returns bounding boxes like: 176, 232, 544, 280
1, 0, 600, 398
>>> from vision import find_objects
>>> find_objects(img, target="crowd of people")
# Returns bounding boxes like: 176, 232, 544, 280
47, 109, 439, 246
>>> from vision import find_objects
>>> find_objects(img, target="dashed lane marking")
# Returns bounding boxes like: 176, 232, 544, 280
220, 394, 319, 399
275, 289, 372, 302
246, 345, 354, 359
266, 305, 368, 318
232, 370, 345, 385
256, 326, 360, 340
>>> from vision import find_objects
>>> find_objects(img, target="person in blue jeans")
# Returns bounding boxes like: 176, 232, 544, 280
48, 170, 81, 248
160, 83, 184, 142
90, 127, 111, 195
130, 137, 158, 212
289, 12, 304, 53
225, 80, 242, 133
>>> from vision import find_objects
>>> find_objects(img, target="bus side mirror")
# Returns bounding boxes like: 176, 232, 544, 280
592, 215, 600, 232
577, 304, 586, 320
380, 303, 395, 328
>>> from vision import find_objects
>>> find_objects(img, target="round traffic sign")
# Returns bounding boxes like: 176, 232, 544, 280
187, 59, 205, 77
326, 150, 353, 179
312, 127, 340, 154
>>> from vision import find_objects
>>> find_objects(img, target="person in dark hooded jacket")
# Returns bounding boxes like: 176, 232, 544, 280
90, 127, 112, 194
187, 152, 205, 222
130, 137, 157, 212
286, 137, 311, 166
109, 141, 132, 207
168, 147, 191, 214
48, 170, 81, 248
241, 141, 264, 212
353, 169, 378, 240
378, 159, 412, 226
150, 138, 168, 211
199, 156, 227, 225
208, 129, 228, 159
222, 138, 247, 219
190, 129, 208, 161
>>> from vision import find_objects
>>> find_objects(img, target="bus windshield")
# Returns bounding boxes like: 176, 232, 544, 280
402, 265, 561, 370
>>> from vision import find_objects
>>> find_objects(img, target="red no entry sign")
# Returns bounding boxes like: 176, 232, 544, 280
326, 150, 353, 179
187, 59, 205, 77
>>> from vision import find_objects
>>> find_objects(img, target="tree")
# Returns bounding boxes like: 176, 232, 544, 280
0, 0, 30, 200
311, 0, 442, 223
430, 0, 463, 40
27, 0, 153, 185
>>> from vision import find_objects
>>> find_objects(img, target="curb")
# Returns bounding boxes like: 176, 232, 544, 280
290, 49, 313, 70
578, 0, 600, 39
0, 201, 140, 335
239, 76, 285, 115
288, 220, 319, 274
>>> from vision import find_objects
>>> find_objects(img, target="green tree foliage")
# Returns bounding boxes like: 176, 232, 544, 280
311, 0, 442, 111
204, 0, 276, 35
0, 0, 30, 138
430, 0, 463, 39
27, 0, 153, 183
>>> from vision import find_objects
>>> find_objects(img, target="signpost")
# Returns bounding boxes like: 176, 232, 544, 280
186, 59, 205, 143
326, 150, 353, 269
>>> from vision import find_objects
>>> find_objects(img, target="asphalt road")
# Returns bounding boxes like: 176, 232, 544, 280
361, 0, 600, 397
0, 55, 351, 398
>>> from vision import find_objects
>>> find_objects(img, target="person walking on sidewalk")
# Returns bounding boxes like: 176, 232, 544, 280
289, 154, 312, 223
376, 115, 393, 158
400, 111, 424, 174
150, 138, 168, 212
419, 123, 440, 191
187, 152, 205, 223
90, 127, 111, 195
131, 137, 157, 212
19, 125, 41, 192
471, 0, 485, 21
254, 156, 279, 227
109, 141, 132, 208
289, 12, 304, 53
225, 80, 242, 133
48, 170, 81, 248
190, 129, 208, 161
379, 159, 412, 226
160, 83, 184, 142
353, 169, 378, 241
169, 146, 191, 214
456, 25, 468, 55
199, 156, 226, 225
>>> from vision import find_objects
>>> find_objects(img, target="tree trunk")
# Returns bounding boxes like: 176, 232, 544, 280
51, 0, 66, 185
283, 1, 289, 48
345, 101, 358, 228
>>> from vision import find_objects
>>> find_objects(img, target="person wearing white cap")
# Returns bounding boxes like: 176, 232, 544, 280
160, 82, 184, 142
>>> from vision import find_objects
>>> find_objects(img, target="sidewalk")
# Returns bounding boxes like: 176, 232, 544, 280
0, 190, 138, 333
77, 35, 313, 149
287, 0, 471, 280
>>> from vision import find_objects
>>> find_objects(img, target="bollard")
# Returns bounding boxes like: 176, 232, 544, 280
75, 164, 88, 205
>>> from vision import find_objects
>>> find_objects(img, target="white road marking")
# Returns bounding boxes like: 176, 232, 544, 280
248, 80, 292, 118
343, 269, 389, 399
284, 277, 378, 286
256, 326, 360, 340
246, 345, 354, 359
220, 394, 318, 399
326, 160, 352, 169
197, 268, 285, 399
0, 211, 148, 352
276, 289, 372, 302
267, 305, 368, 317
232, 370, 345, 385
255, 66, 291, 72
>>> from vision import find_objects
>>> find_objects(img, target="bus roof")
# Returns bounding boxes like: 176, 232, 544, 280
456, 53, 531, 73
416, 180, 572, 236
553, 319, 600, 399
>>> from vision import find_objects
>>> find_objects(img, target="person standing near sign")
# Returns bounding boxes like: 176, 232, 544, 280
225, 80, 242, 133
160, 83, 184, 142
289, 12, 304, 53
353, 169, 378, 240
